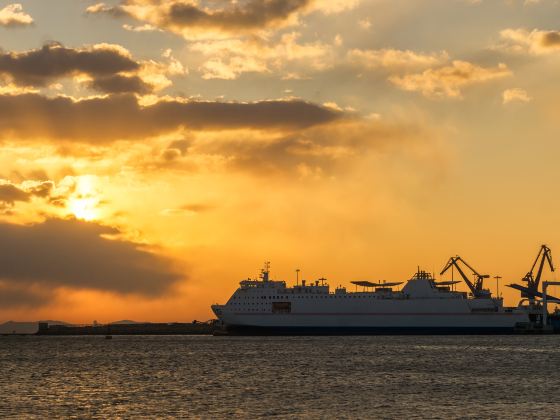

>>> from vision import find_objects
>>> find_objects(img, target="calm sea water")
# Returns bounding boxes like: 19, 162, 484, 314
1, 335, 559, 418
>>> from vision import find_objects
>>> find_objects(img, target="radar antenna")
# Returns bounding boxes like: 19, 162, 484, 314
261, 261, 271, 282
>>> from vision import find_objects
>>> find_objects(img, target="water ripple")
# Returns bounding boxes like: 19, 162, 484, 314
1, 335, 559, 418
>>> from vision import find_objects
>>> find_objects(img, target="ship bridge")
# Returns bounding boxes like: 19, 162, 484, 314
402, 270, 466, 299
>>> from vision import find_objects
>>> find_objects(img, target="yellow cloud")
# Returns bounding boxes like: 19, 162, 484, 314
389, 60, 512, 99
502, 88, 532, 104
192, 33, 334, 79
0, 3, 33, 27
348, 48, 449, 71
499, 28, 560, 55
87, 0, 360, 40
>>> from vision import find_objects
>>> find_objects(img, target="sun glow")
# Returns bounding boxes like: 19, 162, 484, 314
67, 176, 100, 221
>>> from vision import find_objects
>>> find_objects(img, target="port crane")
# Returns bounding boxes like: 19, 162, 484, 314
507, 245, 558, 304
440, 256, 491, 298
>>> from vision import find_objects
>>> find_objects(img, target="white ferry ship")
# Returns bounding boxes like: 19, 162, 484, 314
211, 262, 536, 334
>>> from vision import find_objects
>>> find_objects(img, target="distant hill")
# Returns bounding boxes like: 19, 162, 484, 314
0, 320, 70, 335
110, 320, 145, 325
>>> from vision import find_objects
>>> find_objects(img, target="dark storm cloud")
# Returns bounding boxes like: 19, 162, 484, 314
0, 283, 49, 308
151, 98, 340, 130
0, 218, 183, 296
87, 0, 310, 34
0, 181, 54, 204
0, 93, 342, 142
0, 43, 142, 89
165, 0, 309, 30
161, 139, 191, 161
0, 183, 29, 203
541, 31, 560, 47
168, 119, 426, 176
87, 74, 152, 94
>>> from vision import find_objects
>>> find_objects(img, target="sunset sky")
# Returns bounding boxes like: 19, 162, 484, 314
1, 0, 559, 323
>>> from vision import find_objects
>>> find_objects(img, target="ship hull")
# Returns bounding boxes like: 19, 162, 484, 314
215, 311, 529, 335
222, 325, 517, 335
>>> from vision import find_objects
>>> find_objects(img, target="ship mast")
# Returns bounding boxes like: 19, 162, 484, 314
261, 261, 271, 282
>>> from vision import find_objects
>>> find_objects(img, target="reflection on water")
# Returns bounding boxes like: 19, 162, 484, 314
1, 335, 559, 418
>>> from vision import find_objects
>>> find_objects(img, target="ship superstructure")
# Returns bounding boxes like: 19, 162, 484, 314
212, 261, 533, 334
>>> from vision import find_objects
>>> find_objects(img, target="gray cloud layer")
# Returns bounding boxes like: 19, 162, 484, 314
0, 184, 29, 204
87, 74, 152, 94
0, 93, 341, 142
164, 0, 309, 31
88, 0, 310, 34
0, 181, 53, 205
0, 218, 183, 297
157, 118, 426, 176
0, 43, 150, 94
0, 283, 46, 308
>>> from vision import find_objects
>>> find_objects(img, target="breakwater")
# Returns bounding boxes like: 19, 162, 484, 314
36, 322, 217, 335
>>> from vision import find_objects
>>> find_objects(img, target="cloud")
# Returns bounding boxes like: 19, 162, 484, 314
161, 203, 215, 215
87, 0, 359, 39
123, 23, 162, 32
0, 282, 47, 308
0, 183, 29, 204
0, 179, 54, 205
156, 117, 434, 177
85, 2, 129, 18
161, 139, 191, 161
0, 43, 140, 90
358, 18, 371, 30
0, 3, 33, 27
0, 93, 342, 142
502, 88, 532, 104
348, 48, 449, 71
163, 0, 309, 31
191, 32, 334, 79
499, 28, 560, 55
389, 60, 512, 99
0, 218, 183, 296
87, 74, 153, 94
87, 0, 309, 38
0, 43, 185, 94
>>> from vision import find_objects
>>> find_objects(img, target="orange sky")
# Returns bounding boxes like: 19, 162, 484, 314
1, 0, 559, 323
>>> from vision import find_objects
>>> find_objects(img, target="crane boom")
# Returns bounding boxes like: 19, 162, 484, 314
533, 245, 554, 291
516, 245, 555, 303
440, 256, 491, 298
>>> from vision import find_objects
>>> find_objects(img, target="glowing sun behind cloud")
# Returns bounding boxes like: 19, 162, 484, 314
67, 176, 101, 221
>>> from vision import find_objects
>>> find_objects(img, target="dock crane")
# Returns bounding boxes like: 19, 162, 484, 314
440, 256, 491, 298
507, 245, 557, 304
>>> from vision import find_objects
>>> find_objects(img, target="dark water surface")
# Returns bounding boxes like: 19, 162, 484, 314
1, 335, 559, 418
